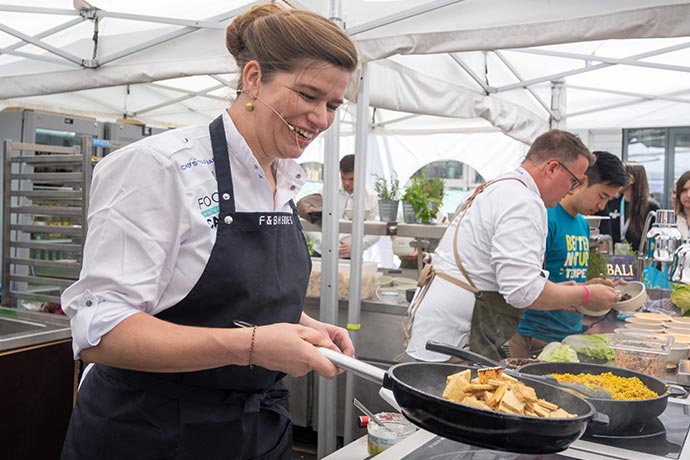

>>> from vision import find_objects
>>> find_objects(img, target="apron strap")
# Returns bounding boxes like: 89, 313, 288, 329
398, 177, 527, 360
449, 177, 527, 292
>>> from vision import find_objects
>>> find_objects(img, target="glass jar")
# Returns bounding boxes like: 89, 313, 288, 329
365, 412, 417, 455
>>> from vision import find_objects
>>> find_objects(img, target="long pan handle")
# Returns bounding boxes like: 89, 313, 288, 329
426, 341, 501, 367
318, 347, 386, 385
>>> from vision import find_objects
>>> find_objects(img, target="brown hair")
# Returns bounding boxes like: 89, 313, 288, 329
339, 154, 355, 173
625, 162, 651, 244
524, 129, 594, 167
675, 170, 690, 216
226, 4, 358, 91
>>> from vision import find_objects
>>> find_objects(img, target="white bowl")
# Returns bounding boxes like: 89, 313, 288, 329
635, 312, 671, 322
576, 305, 610, 317
377, 275, 394, 287
668, 343, 690, 364
613, 281, 647, 312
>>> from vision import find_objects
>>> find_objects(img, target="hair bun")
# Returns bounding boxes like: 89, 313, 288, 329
226, 4, 284, 61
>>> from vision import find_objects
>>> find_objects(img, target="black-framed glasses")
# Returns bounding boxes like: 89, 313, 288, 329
556, 160, 583, 191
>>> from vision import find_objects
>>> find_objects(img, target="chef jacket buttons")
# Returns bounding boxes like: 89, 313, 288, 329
224, 215, 234, 225
290, 185, 296, 190
222, 193, 230, 201
85, 300, 93, 307
296, 173, 302, 179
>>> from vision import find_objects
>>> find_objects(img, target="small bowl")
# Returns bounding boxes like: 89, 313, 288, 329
377, 275, 394, 287
576, 305, 610, 317
668, 343, 690, 364
613, 281, 647, 312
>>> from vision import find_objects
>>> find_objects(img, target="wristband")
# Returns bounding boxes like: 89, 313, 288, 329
579, 285, 590, 306
248, 326, 257, 369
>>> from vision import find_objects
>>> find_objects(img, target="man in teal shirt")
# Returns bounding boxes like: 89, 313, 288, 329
509, 151, 628, 358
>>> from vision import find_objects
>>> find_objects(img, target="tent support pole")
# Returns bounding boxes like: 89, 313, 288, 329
343, 61, 371, 446
318, 4, 344, 457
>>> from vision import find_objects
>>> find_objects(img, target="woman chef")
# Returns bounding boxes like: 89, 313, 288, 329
60, 4, 359, 459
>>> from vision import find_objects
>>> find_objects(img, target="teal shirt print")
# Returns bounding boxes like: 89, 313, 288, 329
517, 204, 590, 343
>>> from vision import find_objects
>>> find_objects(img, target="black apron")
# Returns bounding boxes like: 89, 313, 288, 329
62, 116, 310, 460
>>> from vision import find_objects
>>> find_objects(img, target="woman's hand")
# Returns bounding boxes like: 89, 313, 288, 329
249, 315, 354, 379
300, 312, 355, 357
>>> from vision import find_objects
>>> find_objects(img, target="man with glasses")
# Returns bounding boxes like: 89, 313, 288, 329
510, 151, 629, 358
405, 130, 622, 362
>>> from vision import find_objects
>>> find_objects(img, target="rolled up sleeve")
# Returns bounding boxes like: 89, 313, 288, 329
61, 146, 187, 358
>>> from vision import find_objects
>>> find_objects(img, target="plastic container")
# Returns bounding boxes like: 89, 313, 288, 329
306, 258, 378, 300
362, 412, 417, 455
609, 331, 674, 379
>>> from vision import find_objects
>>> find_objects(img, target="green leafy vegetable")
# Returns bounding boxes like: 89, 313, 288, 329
671, 283, 690, 316
537, 342, 579, 363
562, 334, 615, 360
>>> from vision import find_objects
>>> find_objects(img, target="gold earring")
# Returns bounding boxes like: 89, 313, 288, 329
244, 101, 254, 112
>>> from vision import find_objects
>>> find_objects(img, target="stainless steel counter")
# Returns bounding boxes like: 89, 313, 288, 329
0, 307, 72, 352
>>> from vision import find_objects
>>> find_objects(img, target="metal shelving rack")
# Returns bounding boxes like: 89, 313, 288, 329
1, 138, 92, 307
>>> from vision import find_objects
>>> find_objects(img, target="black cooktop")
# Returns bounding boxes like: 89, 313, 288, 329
400, 400, 690, 460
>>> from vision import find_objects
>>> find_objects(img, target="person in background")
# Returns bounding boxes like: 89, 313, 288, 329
598, 162, 660, 253
311, 154, 380, 258
674, 170, 690, 241
405, 130, 621, 362
60, 4, 358, 459
509, 151, 629, 358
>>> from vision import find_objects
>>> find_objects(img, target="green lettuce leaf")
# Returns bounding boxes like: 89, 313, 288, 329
537, 342, 579, 363
562, 334, 615, 360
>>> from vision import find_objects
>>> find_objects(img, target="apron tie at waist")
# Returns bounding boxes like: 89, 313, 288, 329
239, 386, 290, 419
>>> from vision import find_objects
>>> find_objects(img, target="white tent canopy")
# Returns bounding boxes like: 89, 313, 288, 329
1, 0, 690, 141
2, 0, 690, 188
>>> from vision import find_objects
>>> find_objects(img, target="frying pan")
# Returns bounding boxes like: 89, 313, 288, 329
319, 348, 603, 454
425, 341, 673, 431
518, 361, 672, 431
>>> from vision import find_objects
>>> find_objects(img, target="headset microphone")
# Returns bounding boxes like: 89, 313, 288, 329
251, 93, 297, 133
245, 91, 301, 151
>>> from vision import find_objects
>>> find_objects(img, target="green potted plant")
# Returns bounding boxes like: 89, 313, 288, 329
374, 174, 401, 222
402, 173, 445, 224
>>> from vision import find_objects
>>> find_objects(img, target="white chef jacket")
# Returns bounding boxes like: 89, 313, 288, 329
406, 167, 548, 361
310, 186, 380, 256
62, 111, 306, 358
